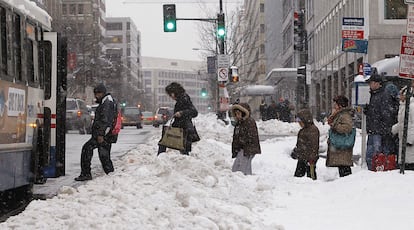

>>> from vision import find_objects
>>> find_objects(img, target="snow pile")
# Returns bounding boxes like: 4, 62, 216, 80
2, 113, 414, 230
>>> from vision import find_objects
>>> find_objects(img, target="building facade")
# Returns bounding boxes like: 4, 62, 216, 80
105, 17, 142, 107
44, 0, 107, 104
307, 0, 406, 116
231, 0, 267, 118
142, 57, 209, 114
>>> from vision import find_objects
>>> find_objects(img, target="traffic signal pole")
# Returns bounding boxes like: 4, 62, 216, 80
163, 1, 227, 122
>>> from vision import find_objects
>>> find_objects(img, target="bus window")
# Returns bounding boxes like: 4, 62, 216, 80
27, 39, 34, 84
39, 41, 52, 99
14, 14, 22, 82
0, 7, 6, 75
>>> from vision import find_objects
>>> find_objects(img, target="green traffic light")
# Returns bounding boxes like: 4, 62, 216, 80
201, 88, 207, 97
163, 4, 176, 32
217, 27, 225, 37
166, 21, 175, 31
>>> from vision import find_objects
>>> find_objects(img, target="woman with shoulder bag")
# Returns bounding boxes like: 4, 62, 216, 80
158, 82, 198, 156
327, 95, 355, 177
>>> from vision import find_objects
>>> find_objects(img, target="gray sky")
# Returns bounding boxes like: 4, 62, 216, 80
106, 0, 242, 61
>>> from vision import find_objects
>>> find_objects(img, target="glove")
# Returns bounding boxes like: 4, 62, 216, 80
363, 104, 369, 114
290, 147, 298, 160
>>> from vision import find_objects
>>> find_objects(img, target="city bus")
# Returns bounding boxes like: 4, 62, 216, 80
0, 0, 66, 214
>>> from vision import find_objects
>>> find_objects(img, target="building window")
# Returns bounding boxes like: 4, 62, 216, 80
62, 4, 67, 15
78, 4, 84, 14
70, 4, 76, 15
260, 44, 265, 54
126, 34, 131, 43
107, 22, 122, 30
127, 47, 131, 56
260, 3, 264, 13
384, 0, 406, 19
260, 24, 265, 33
282, 0, 291, 19
127, 22, 131, 30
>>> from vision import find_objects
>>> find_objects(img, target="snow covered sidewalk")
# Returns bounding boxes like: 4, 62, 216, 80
2, 114, 414, 230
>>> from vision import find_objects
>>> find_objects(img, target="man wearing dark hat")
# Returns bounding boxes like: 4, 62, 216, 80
364, 74, 398, 171
75, 83, 116, 181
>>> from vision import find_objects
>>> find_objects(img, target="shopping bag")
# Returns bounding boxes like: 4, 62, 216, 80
328, 128, 356, 149
158, 125, 185, 150
372, 153, 397, 171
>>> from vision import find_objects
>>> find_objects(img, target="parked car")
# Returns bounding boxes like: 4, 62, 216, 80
121, 106, 143, 129
140, 111, 154, 125
88, 104, 99, 122
153, 107, 174, 127
66, 98, 92, 134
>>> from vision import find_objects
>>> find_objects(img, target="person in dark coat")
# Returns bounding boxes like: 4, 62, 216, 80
259, 99, 268, 121
326, 95, 354, 177
75, 84, 116, 181
231, 103, 261, 175
278, 99, 293, 122
158, 82, 198, 155
364, 74, 398, 170
291, 108, 319, 180
266, 100, 278, 120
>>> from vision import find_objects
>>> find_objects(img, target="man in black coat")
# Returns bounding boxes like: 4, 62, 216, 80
75, 84, 116, 181
364, 74, 398, 171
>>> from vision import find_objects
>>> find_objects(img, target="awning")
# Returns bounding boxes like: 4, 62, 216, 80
371, 56, 399, 77
265, 68, 297, 81
240, 85, 275, 96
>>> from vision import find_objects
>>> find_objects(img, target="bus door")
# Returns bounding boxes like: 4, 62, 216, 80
39, 32, 66, 178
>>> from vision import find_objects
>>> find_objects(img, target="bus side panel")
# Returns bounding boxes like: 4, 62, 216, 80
0, 150, 31, 191
56, 35, 66, 176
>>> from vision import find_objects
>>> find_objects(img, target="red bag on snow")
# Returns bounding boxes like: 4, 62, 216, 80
372, 153, 396, 171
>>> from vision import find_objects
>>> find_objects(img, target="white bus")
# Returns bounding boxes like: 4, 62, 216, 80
0, 0, 66, 214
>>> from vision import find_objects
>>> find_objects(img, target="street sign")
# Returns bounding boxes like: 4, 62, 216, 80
217, 54, 230, 68
342, 38, 368, 54
207, 56, 216, 74
407, 4, 414, 35
217, 67, 228, 81
363, 63, 371, 77
342, 17, 368, 54
399, 35, 414, 78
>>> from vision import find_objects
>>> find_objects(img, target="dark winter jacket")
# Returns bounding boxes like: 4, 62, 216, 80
93, 93, 116, 140
231, 103, 261, 157
171, 93, 198, 129
294, 109, 320, 163
266, 102, 278, 120
365, 86, 398, 135
279, 100, 292, 122
326, 108, 354, 167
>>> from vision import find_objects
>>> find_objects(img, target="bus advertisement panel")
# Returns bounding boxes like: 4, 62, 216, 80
0, 80, 27, 144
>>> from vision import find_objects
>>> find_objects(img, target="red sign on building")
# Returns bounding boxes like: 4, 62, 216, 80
342, 30, 364, 39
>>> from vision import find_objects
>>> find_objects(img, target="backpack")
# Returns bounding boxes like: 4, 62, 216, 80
108, 102, 121, 143
112, 109, 122, 135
